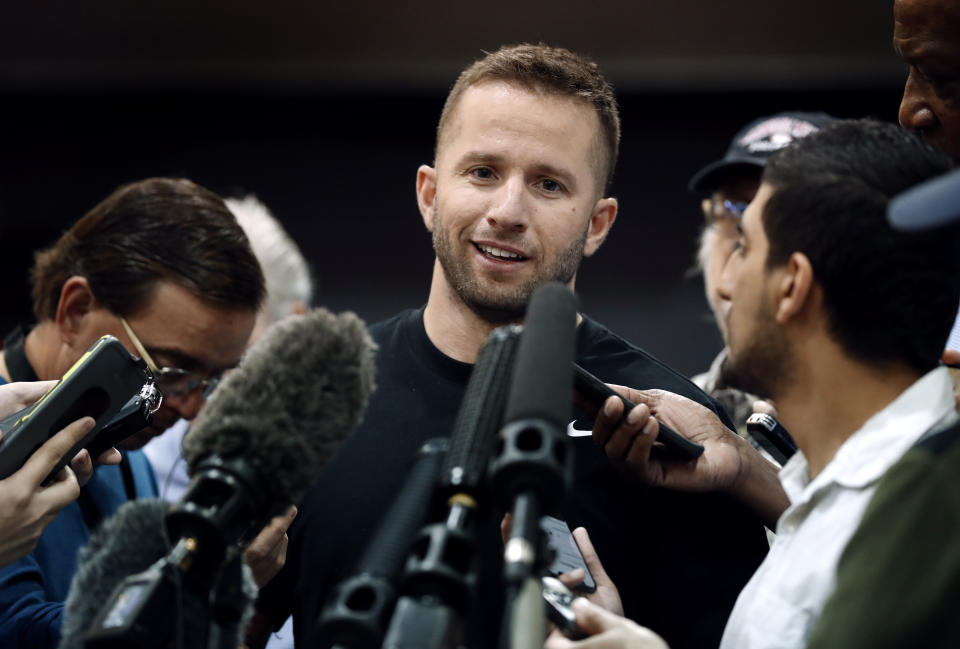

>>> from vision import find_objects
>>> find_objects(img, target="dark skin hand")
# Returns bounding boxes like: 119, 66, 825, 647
591, 386, 789, 529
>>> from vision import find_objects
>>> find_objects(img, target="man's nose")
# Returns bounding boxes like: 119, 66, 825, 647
485, 176, 530, 232
899, 69, 939, 135
717, 254, 737, 302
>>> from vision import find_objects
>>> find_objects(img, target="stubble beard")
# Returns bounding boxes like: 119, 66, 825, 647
719, 301, 793, 400
431, 202, 588, 325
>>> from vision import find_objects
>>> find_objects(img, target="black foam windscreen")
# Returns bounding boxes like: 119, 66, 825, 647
59, 500, 170, 649
58, 500, 258, 649
502, 283, 578, 428
181, 308, 376, 508
58, 499, 257, 649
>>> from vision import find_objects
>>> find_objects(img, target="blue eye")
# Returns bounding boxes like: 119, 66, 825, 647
540, 178, 563, 193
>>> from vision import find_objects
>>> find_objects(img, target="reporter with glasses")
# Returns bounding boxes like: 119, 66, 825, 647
687, 111, 833, 436
0, 177, 265, 649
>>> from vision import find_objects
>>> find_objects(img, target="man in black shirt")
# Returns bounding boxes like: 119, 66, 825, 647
253, 44, 768, 649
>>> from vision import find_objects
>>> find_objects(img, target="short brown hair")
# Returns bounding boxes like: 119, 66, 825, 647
31, 177, 266, 321
436, 43, 621, 194
762, 119, 958, 374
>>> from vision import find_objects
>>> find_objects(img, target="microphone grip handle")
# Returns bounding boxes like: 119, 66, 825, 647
441, 326, 520, 491
381, 596, 463, 649
207, 554, 248, 649
357, 438, 446, 577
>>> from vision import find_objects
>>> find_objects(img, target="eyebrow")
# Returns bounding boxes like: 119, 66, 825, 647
458, 150, 501, 164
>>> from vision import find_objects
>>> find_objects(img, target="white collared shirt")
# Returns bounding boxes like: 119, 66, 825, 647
719, 366, 957, 649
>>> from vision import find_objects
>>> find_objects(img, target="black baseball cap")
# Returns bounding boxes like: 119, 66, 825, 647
888, 168, 960, 231
688, 111, 837, 194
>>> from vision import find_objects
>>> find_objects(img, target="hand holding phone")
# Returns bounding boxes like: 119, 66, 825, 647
541, 515, 596, 593
0, 336, 156, 483
572, 364, 704, 461
541, 520, 625, 622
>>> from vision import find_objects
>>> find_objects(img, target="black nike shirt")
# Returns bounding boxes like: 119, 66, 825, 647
258, 308, 767, 649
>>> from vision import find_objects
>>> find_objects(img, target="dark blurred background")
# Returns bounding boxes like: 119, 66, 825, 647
0, 0, 903, 376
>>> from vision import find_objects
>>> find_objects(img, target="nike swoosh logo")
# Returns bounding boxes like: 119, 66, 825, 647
567, 420, 593, 437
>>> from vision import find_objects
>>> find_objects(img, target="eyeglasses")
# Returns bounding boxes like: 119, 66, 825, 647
702, 197, 749, 223
119, 316, 221, 399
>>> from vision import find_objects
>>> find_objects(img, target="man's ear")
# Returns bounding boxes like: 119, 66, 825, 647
583, 197, 618, 257
55, 276, 100, 344
416, 165, 438, 231
774, 252, 815, 324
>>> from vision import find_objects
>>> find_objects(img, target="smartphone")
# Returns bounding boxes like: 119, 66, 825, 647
541, 515, 595, 593
745, 413, 797, 465
572, 363, 704, 461
85, 386, 161, 459
0, 335, 154, 482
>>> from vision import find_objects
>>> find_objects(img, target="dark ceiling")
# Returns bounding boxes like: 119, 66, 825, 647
0, 0, 902, 92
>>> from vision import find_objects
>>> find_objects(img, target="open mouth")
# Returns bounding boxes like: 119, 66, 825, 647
474, 242, 529, 262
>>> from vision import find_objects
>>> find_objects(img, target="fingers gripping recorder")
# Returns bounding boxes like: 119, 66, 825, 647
0, 335, 161, 482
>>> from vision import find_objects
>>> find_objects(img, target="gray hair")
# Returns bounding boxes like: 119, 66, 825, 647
226, 195, 313, 324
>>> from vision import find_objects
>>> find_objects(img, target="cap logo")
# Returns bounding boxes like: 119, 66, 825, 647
738, 117, 819, 154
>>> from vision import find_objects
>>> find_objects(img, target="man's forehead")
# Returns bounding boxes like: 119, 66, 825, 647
895, 0, 960, 44
439, 81, 607, 192
895, 0, 959, 18
127, 282, 255, 371
445, 81, 597, 136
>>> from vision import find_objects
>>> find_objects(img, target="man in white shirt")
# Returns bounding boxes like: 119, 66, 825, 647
546, 119, 960, 649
